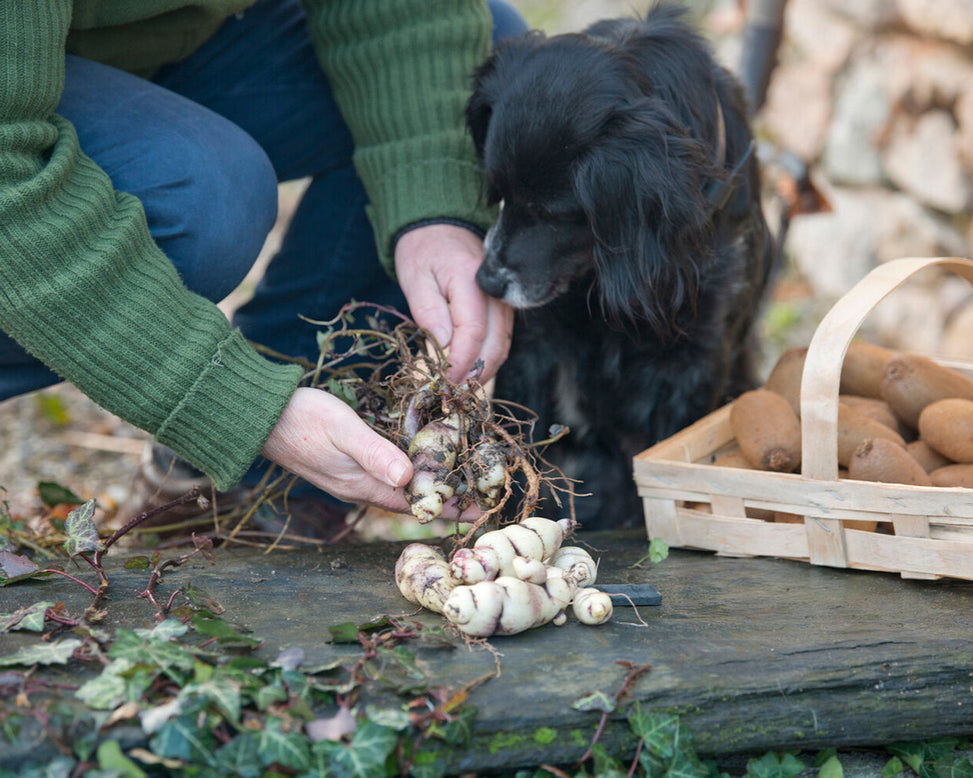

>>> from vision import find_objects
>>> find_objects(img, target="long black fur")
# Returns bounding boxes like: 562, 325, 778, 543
467, 4, 776, 529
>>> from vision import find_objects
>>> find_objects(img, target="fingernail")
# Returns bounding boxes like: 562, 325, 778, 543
386, 459, 410, 487
431, 326, 451, 347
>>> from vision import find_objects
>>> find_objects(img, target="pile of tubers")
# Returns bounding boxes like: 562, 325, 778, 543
722, 342, 973, 511
394, 516, 614, 637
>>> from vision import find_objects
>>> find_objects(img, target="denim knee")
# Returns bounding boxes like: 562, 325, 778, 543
133, 121, 279, 303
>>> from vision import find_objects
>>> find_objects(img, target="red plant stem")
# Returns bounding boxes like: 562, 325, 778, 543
628, 738, 644, 777
95, 486, 201, 566
38, 568, 99, 595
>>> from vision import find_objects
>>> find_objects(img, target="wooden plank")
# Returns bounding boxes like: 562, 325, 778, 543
635, 460, 973, 519
672, 508, 808, 558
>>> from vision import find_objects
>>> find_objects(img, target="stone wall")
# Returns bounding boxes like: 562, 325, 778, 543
759, 0, 973, 358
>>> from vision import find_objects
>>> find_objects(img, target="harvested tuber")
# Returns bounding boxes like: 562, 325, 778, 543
406, 413, 462, 523
929, 463, 973, 488
443, 566, 584, 637
571, 587, 613, 625
730, 389, 802, 472
836, 402, 906, 468
907, 439, 953, 473
918, 398, 973, 463
763, 347, 808, 415
394, 543, 457, 614
847, 437, 931, 486
881, 354, 973, 430
839, 395, 908, 438
548, 545, 598, 587
840, 341, 893, 399
449, 516, 575, 584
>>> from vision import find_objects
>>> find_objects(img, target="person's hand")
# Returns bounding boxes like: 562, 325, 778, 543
395, 223, 513, 383
261, 387, 413, 513
262, 387, 484, 520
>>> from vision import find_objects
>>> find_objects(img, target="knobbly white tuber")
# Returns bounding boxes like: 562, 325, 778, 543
449, 516, 575, 584
394, 543, 457, 614
443, 567, 584, 637
571, 587, 613, 625
549, 546, 598, 587
406, 413, 461, 523
510, 556, 548, 584
468, 439, 508, 508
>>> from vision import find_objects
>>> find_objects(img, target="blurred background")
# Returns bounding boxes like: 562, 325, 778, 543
3, 0, 973, 516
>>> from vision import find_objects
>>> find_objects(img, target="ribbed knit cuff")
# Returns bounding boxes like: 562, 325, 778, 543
360, 144, 495, 274
154, 330, 304, 491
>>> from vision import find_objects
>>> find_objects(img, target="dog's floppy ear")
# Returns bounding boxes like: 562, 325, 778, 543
467, 32, 547, 160
466, 55, 497, 158
575, 98, 714, 340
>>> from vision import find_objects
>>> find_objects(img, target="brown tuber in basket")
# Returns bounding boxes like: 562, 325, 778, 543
634, 256, 973, 581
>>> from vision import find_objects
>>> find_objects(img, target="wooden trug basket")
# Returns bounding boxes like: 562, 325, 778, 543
635, 256, 973, 581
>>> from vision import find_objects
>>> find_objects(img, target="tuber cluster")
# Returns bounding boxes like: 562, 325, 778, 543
292, 302, 573, 528
393, 516, 613, 637
711, 341, 973, 531
720, 342, 973, 522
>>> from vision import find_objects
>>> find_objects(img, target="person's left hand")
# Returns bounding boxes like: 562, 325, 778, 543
395, 223, 513, 384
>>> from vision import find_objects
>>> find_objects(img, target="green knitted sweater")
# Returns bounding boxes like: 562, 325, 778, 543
0, 0, 494, 490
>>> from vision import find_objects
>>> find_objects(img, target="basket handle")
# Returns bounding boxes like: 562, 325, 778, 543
800, 256, 973, 480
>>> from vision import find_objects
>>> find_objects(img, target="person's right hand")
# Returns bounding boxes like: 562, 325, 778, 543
260, 387, 414, 513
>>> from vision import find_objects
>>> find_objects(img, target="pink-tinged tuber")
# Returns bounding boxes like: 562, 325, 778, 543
449, 516, 576, 584
549, 545, 598, 587
405, 413, 461, 523
571, 587, 613, 625
442, 566, 585, 637
393, 542, 456, 614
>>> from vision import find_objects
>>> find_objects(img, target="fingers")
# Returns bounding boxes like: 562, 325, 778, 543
261, 388, 413, 513
395, 223, 513, 384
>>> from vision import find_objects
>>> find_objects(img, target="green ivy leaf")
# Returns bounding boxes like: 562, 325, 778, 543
571, 690, 616, 713
257, 717, 311, 772
888, 742, 927, 774
0, 637, 82, 666
96, 739, 148, 778
320, 721, 398, 778
328, 621, 360, 644
150, 713, 217, 765
254, 676, 289, 711
76, 658, 136, 709
442, 704, 477, 747
123, 556, 152, 570
590, 743, 627, 777
326, 378, 359, 410
180, 677, 242, 724
745, 751, 806, 778
38, 481, 82, 508
214, 733, 263, 778
628, 706, 679, 760
63, 499, 101, 556
109, 626, 196, 676
0, 601, 54, 633
818, 753, 844, 778
881, 757, 905, 778
190, 612, 260, 648
648, 537, 669, 564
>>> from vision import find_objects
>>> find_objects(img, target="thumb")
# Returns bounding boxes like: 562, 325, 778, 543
345, 427, 413, 488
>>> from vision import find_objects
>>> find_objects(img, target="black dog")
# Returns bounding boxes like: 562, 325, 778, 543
467, 3, 776, 529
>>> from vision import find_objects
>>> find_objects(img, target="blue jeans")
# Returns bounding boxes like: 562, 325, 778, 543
0, 0, 526, 400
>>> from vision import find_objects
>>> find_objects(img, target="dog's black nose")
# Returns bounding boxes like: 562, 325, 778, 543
476, 264, 508, 299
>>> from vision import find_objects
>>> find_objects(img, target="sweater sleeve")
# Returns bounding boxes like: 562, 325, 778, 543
0, 1, 303, 490
301, 0, 497, 273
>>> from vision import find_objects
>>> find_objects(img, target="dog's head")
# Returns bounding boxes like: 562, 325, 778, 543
467, 19, 719, 338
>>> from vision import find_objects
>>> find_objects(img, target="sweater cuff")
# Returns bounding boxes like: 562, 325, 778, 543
359, 144, 496, 274
154, 329, 304, 491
